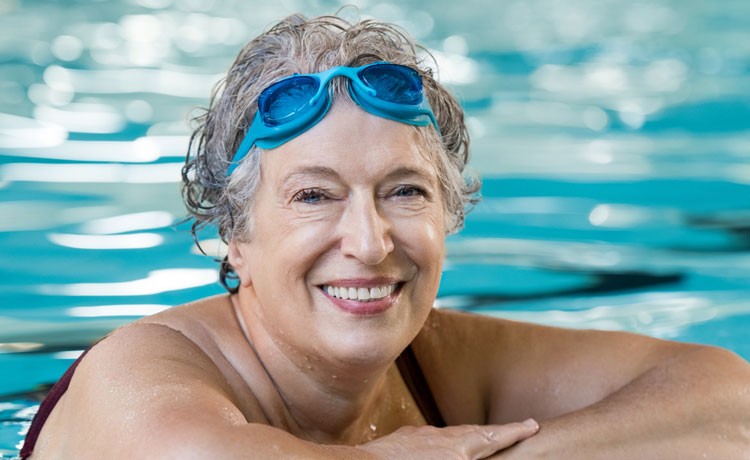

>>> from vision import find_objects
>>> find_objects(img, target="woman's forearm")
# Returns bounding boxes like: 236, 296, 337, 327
142, 418, 540, 460
496, 346, 750, 459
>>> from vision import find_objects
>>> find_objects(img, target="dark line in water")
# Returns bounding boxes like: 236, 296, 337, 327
443, 271, 685, 309
0, 384, 53, 403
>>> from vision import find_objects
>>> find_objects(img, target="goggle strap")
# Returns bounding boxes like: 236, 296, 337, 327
227, 62, 441, 177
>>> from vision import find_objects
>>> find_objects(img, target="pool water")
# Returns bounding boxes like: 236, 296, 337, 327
1, 0, 749, 457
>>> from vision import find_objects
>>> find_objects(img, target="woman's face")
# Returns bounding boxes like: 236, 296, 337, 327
230, 101, 446, 367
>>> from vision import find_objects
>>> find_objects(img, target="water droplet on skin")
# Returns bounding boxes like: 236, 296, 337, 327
369, 424, 377, 431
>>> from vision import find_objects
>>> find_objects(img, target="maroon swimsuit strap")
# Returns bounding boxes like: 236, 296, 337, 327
20, 347, 92, 459
395, 344, 446, 427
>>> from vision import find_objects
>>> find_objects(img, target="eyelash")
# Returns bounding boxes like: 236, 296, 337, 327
392, 185, 427, 198
293, 188, 327, 204
292, 185, 427, 204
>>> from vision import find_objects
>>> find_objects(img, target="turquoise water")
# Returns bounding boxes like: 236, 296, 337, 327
1, 0, 749, 457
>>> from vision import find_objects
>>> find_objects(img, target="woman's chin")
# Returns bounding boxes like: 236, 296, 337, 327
317, 328, 408, 368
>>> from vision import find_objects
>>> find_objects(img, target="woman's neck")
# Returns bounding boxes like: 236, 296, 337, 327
231, 292, 400, 444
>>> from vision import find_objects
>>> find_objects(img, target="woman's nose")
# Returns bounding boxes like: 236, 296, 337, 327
338, 196, 394, 265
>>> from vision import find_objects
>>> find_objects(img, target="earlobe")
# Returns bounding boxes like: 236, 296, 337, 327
227, 241, 253, 287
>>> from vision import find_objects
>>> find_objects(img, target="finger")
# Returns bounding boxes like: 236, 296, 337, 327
463, 419, 540, 460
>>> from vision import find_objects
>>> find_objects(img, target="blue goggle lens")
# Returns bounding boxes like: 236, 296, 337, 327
260, 75, 320, 127
358, 64, 423, 105
259, 64, 423, 126
226, 62, 440, 177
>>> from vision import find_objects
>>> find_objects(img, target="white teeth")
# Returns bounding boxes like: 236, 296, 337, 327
323, 284, 396, 301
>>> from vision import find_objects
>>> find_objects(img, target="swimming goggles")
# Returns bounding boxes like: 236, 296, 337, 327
226, 62, 440, 176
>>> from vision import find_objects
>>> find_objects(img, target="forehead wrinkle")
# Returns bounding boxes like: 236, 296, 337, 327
280, 165, 341, 187
280, 162, 437, 191
384, 165, 437, 185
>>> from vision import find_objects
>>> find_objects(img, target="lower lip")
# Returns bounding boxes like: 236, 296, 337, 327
322, 288, 398, 316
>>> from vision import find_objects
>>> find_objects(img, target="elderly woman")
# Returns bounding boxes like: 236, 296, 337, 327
22, 13, 750, 459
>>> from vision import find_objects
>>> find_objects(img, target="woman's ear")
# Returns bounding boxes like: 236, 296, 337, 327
227, 241, 253, 287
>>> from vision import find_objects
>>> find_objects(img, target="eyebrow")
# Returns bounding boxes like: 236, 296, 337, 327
281, 166, 341, 188
280, 164, 437, 187
382, 166, 437, 185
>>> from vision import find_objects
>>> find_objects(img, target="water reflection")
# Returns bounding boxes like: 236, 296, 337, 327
82, 211, 174, 233
1, 2, 750, 455
447, 236, 750, 273
465, 291, 750, 341
0, 114, 67, 149
67, 304, 171, 317
35, 102, 125, 134
41, 65, 220, 98
0, 0, 747, 339
1, 163, 182, 183
2, 136, 186, 162
47, 232, 164, 249
39, 268, 218, 296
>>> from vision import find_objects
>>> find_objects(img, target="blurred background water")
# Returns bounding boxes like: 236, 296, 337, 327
1, 0, 749, 456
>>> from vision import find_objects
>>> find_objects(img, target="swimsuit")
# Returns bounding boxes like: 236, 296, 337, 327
20, 347, 93, 459
20, 343, 444, 458
394, 344, 446, 427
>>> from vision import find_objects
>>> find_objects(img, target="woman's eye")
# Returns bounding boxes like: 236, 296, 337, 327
293, 189, 327, 204
393, 186, 426, 198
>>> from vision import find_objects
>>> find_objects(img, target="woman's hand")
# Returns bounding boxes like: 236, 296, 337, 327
358, 419, 540, 460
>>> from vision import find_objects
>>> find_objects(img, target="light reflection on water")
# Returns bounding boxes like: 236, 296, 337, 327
1, 0, 750, 456
38, 268, 218, 296
47, 232, 164, 249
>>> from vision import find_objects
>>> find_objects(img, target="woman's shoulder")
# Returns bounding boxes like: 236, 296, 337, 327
33, 297, 261, 457
76, 294, 238, 374
412, 308, 697, 425
414, 307, 540, 349
413, 307, 671, 379
411, 308, 539, 372
409, 308, 625, 424
415, 306, 615, 352
93, 294, 253, 400
408, 308, 512, 424
72, 306, 239, 404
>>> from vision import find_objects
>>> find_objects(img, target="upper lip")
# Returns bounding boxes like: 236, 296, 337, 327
318, 277, 401, 288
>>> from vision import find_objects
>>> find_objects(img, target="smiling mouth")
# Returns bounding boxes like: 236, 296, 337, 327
321, 283, 399, 302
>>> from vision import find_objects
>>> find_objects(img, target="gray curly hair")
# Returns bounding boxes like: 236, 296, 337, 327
182, 13, 480, 291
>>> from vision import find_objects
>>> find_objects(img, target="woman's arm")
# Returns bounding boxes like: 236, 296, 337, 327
415, 309, 750, 459
145, 413, 540, 460
496, 345, 750, 459
41, 322, 538, 459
